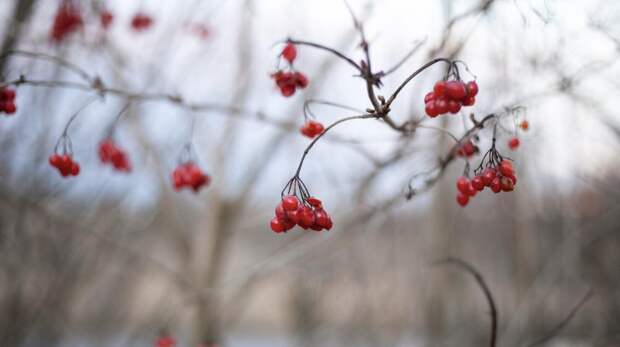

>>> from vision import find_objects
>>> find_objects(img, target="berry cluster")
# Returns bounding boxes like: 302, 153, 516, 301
0, 87, 17, 115
424, 80, 478, 117
271, 43, 309, 97
456, 159, 517, 207
172, 162, 211, 192
299, 120, 324, 138
49, 154, 80, 178
50, 2, 83, 42
99, 139, 131, 172
270, 195, 333, 233
457, 139, 479, 158
131, 13, 153, 31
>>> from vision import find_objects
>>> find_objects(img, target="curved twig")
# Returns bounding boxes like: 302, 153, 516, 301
287, 39, 362, 72
380, 38, 427, 77
434, 257, 498, 347
1, 50, 93, 83
524, 289, 594, 347
385, 57, 453, 108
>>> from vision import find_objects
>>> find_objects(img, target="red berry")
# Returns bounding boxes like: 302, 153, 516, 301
466, 81, 479, 97
270, 217, 286, 233
3, 102, 16, 114
280, 85, 295, 97
131, 13, 153, 31
50, 2, 83, 42
424, 92, 435, 103
309, 121, 324, 135
425, 101, 438, 117
100, 11, 113, 29
314, 209, 330, 231
471, 176, 485, 191
466, 182, 477, 197
490, 177, 501, 193
520, 120, 529, 131
71, 162, 80, 176
281, 43, 297, 63
306, 197, 322, 208
447, 100, 461, 114
500, 176, 514, 192
499, 160, 514, 176
282, 195, 299, 211
456, 193, 469, 207
1, 88, 16, 100
433, 81, 447, 97
298, 206, 315, 229
435, 98, 449, 115
295, 72, 309, 89
456, 176, 470, 195
445, 81, 467, 100
508, 137, 520, 150
286, 208, 301, 225
462, 96, 476, 106
482, 168, 496, 186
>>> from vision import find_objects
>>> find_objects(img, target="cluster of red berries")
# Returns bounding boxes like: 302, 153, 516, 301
456, 160, 517, 207
155, 336, 176, 347
271, 43, 309, 97
424, 80, 478, 117
270, 195, 333, 233
457, 139, 479, 158
171, 162, 211, 192
299, 120, 324, 138
50, 1, 83, 42
99, 139, 131, 172
49, 154, 80, 178
0, 87, 17, 115
131, 13, 153, 31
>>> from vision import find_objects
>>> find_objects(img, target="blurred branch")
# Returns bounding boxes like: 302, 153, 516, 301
1, 50, 93, 83
434, 257, 498, 347
524, 289, 594, 347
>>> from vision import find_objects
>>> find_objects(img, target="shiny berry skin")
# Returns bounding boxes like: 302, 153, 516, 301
499, 160, 514, 176
425, 101, 439, 117
282, 195, 299, 211
466, 81, 479, 96
447, 100, 461, 114
500, 176, 514, 192
275, 203, 287, 220
471, 176, 485, 191
435, 99, 448, 115
462, 96, 475, 106
281, 43, 297, 63
445, 81, 467, 100
270, 217, 285, 233
508, 137, 520, 150
298, 206, 315, 229
286, 208, 301, 224
424, 92, 435, 103
456, 193, 469, 207
482, 168, 497, 186
456, 176, 470, 195
490, 177, 501, 193
433, 81, 447, 97
306, 197, 322, 207
295, 72, 309, 88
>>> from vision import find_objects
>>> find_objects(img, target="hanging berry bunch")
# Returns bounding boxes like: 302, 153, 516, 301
49, 135, 80, 178
299, 120, 324, 138
0, 87, 17, 115
271, 177, 333, 233
50, 1, 84, 42
171, 144, 211, 193
99, 139, 131, 172
271, 42, 309, 97
424, 63, 478, 118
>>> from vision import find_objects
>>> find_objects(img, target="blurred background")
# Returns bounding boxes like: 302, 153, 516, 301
0, 0, 619, 346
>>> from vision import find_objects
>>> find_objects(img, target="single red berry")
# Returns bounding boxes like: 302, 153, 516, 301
433, 81, 447, 97
445, 81, 467, 100
281, 43, 297, 63
466, 81, 479, 97
471, 176, 485, 191
71, 162, 80, 176
286, 207, 301, 225
131, 13, 153, 31
282, 195, 299, 211
508, 137, 520, 150
295, 72, 309, 89
280, 85, 296, 97
100, 11, 114, 29
462, 96, 476, 106
270, 217, 286, 233
490, 177, 501, 193
314, 209, 330, 231
456, 176, 470, 195
1, 88, 16, 100
298, 206, 315, 229
3, 102, 16, 114
456, 193, 469, 207
435, 98, 449, 115
306, 197, 322, 208
499, 160, 514, 176
425, 101, 439, 117
466, 182, 477, 197
447, 100, 461, 114
500, 176, 514, 192
482, 168, 496, 186
424, 92, 435, 103
309, 121, 324, 135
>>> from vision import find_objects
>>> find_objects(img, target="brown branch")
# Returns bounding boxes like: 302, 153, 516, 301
524, 289, 594, 347
286, 39, 362, 72
434, 257, 498, 347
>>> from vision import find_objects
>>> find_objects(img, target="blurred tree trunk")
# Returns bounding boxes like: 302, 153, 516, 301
0, 0, 37, 75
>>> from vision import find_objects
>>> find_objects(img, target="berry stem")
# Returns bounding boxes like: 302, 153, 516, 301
286, 39, 362, 72
62, 94, 100, 136
384, 57, 453, 108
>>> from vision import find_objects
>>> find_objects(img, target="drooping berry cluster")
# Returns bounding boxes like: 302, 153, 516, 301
456, 144, 518, 207
424, 80, 478, 117
49, 154, 80, 177
299, 120, 324, 138
99, 139, 131, 172
172, 162, 211, 192
50, 1, 83, 42
131, 13, 154, 31
271, 43, 309, 97
270, 177, 333, 233
0, 87, 17, 115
